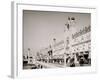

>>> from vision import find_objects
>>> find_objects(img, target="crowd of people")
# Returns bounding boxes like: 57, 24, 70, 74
36, 49, 91, 67
23, 48, 91, 69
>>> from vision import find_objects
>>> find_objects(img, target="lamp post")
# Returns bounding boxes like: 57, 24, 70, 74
53, 38, 56, 44
27, 48, 30, 64
52, 38, 56, 54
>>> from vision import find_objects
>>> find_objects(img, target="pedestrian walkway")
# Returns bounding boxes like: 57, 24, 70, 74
36, 61, 65, 68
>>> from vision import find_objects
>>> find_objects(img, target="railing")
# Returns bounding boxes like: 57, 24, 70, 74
72, 25, 91, 39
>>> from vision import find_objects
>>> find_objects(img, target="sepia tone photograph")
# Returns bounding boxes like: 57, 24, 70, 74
23, 10, 91, 69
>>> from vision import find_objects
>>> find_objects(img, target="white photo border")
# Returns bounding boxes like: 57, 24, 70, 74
11, 1, 97, 78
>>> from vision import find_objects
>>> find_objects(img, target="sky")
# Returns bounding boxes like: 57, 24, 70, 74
23, 10, 90, 54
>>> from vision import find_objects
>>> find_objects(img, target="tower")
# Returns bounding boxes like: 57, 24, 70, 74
64, 17, 76, 67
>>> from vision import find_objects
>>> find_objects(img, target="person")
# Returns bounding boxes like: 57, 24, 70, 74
79, 57, 84, 66
78, 52, 84, 66
66, 54, 70, 64
69, 54, 75, 67
69, 57, 75, 67
84, 51, 89, 64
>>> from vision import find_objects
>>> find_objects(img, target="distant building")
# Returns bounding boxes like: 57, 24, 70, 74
71, 25, 91, 54
23, 48, 36, 64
